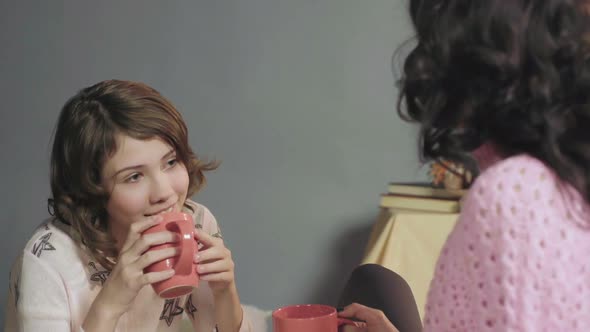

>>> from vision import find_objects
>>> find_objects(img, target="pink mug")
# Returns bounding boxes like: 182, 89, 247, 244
142, 212, 198, 299
273, 304, 364, 332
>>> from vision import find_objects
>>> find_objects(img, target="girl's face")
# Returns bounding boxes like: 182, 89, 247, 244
101, 135, 189, 242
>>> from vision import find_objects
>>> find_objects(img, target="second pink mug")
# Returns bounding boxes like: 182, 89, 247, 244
142, 212, 198, 299
273, 304, 364, 332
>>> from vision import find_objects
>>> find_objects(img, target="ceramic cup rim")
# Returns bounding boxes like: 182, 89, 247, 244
272, 304, 337, 321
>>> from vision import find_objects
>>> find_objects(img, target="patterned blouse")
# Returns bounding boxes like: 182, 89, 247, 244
5, 200, 252, 332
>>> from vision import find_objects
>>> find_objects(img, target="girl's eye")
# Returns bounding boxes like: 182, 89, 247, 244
125, 173, 142, 183
167, 158, 178, 168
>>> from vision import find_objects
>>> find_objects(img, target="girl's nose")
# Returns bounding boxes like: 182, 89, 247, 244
149, 174, 174, 204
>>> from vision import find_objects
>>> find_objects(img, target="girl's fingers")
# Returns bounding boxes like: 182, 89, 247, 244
194, 228, 220, 247
196, 258, 233, 274
198, 271, 233, 283
194, 246, 230, 263
137, 246, 181, 269
130, 215, 163, 236
121, 216, 163, 251
140, 269, 176, 285
119, 231, 179, 266
132, 231, 180, 255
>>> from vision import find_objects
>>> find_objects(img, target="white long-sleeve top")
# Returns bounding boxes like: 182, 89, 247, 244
4, 200, 252, 332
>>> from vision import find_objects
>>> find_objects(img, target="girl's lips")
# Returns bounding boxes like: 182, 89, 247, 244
145, 205, 175, 217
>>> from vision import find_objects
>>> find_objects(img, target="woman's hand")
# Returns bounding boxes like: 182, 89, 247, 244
339, 303, 400, 332
86, 216, 180, 324
194, 228, 235, 293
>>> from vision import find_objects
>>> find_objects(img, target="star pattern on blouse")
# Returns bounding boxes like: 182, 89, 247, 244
32, 232, 56, 257
160, 298, 184, 327
88, 262, 110, 285
185, 294, 197, 319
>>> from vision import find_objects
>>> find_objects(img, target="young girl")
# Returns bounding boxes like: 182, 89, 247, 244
340, 0, 590, 331
4, 80, 253, 331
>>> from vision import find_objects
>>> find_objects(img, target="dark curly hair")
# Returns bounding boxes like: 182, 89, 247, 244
398, 0, 590, 200
48, 80, 219, 270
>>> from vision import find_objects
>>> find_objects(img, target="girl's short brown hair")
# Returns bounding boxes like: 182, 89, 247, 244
48, 80, 218, 270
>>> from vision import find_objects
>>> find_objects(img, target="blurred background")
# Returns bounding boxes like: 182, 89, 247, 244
0, 0, 423, 326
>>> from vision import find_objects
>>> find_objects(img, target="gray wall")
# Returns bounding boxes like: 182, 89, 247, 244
0, 0, 423, 326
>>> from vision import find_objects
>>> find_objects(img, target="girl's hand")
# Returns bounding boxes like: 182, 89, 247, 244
338, 303, 400, 332
194, 228, 235, 293
93, 215, 180, 319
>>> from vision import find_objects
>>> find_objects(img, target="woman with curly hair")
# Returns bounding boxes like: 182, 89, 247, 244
4, 80, 253, 331
340, 0, 590, 331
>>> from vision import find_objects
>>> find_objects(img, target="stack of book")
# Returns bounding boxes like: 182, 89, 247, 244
379, 182, 466, 213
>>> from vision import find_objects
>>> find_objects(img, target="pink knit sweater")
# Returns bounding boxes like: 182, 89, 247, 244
422, 145, 590, 331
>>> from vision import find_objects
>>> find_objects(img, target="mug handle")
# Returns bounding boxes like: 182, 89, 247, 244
337, 317, 367, 329
170, 220, 194, 275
